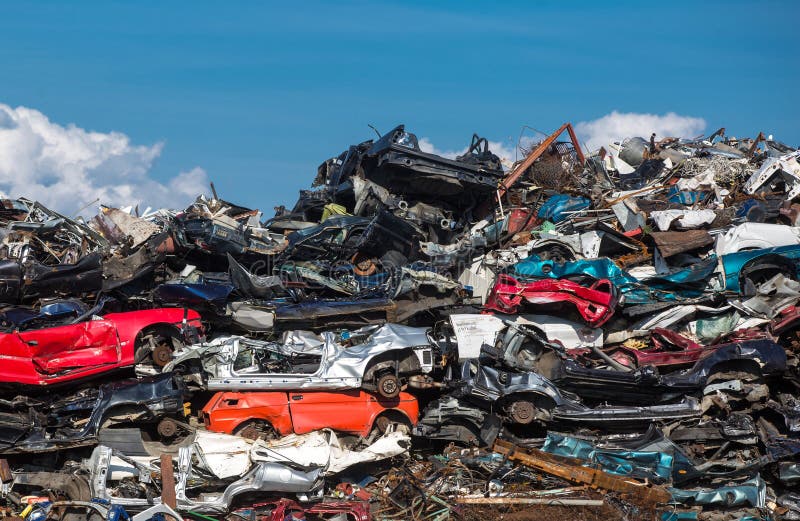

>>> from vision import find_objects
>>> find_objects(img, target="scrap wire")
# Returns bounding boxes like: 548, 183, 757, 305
186, 512, 220, 521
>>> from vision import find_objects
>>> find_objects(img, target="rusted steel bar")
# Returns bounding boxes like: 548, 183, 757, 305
492, 439, 672, 506
160, 454, 177, 509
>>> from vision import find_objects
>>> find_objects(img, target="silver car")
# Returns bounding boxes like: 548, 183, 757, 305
165, 323, 436, 397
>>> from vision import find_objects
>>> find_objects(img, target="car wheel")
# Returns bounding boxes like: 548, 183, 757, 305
506, 399, 538, 425
135, 330, 183, 372
374, 411, 412, 434
152, 339, 175, 368
234, 420, 278, 441
376, 373, 401, 399
157, 418, 179, 439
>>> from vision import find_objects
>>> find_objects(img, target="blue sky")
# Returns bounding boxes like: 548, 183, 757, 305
0, 0, 797, 214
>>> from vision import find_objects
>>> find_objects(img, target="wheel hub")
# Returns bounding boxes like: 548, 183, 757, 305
508, 400, 536, 424
375, 416, 390, 432
157, 418, 178, 438
351, 252, 377, 276
380, 377, 398, 395
238, 422, 275, 441
152, 342, 173, 367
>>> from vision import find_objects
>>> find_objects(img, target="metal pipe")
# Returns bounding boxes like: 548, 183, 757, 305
591, 344, 633, 372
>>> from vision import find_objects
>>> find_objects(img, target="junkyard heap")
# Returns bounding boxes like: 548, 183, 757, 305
1, 123, 800, 521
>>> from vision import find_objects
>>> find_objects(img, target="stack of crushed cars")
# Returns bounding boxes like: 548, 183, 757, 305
1, 123, 799, 521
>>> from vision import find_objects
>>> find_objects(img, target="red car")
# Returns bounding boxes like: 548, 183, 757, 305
202, 389, 419, 439
484, 274, 618, 327
609, 328, 722, 369
0, 307, 202, 387
233, 499, 371, 521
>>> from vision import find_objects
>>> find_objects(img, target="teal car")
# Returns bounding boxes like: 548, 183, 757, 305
510, 243, 800, 303
718, 243, 800, 294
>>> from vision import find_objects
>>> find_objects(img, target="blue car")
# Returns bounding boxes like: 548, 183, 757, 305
509, 243, 800, 303
510, 256, 714, 305
718, 243, 800, 294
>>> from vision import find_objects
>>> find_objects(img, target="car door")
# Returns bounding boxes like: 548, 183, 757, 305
635, 344, 713, 370
222, 341, 308, 389
20, 318, 121, 376
0, 332, 34, 384
557, 359, 666, 404
291, 226, 342, 261
288, 390, 371, 435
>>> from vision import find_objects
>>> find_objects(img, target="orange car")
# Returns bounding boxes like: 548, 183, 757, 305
201, 389, 419, 439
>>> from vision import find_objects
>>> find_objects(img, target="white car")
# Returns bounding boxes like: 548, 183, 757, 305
448, 313, 603, 360
714, 222, 800, 256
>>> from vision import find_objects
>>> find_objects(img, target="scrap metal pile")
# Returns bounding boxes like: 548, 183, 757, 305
1, 123, 800, 521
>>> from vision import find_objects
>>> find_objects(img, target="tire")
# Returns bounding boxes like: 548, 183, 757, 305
533, 244, 575, 263
376, 373, 401, 399
233, 420, 278, 441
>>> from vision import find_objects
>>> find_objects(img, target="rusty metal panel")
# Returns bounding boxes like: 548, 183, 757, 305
650, 230, 714, 258
160, 454, 177, 509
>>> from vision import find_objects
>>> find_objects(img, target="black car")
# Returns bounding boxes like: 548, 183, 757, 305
486, 323, 787, 405
280, 210, 422, 266
0, 373, 185, 453
414, 361, 701, 446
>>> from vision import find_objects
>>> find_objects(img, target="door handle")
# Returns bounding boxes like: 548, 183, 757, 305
291, 395, 303, 401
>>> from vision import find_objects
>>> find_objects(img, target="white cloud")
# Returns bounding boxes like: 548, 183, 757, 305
0, 103, 209, 216
418, 136, 517, 169
417, 112, 707, 168
575, 111, 706, 152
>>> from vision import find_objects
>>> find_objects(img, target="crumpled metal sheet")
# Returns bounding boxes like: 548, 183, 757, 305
541, 432, 674, 483
91, 207, 161, 248
251, 428, 411, 475
730, 273, 800, 318
227, 253, 283, 298
668, 475, 767, 508
167, 322, 433, 392
650, 230, 714, 258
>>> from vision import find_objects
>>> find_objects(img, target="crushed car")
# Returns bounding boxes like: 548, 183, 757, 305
166, 323, 437, 397
201, 389, 419, 439
0, 373, 185, 453
0, 301, 203, 387
2, 120, 800, 521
